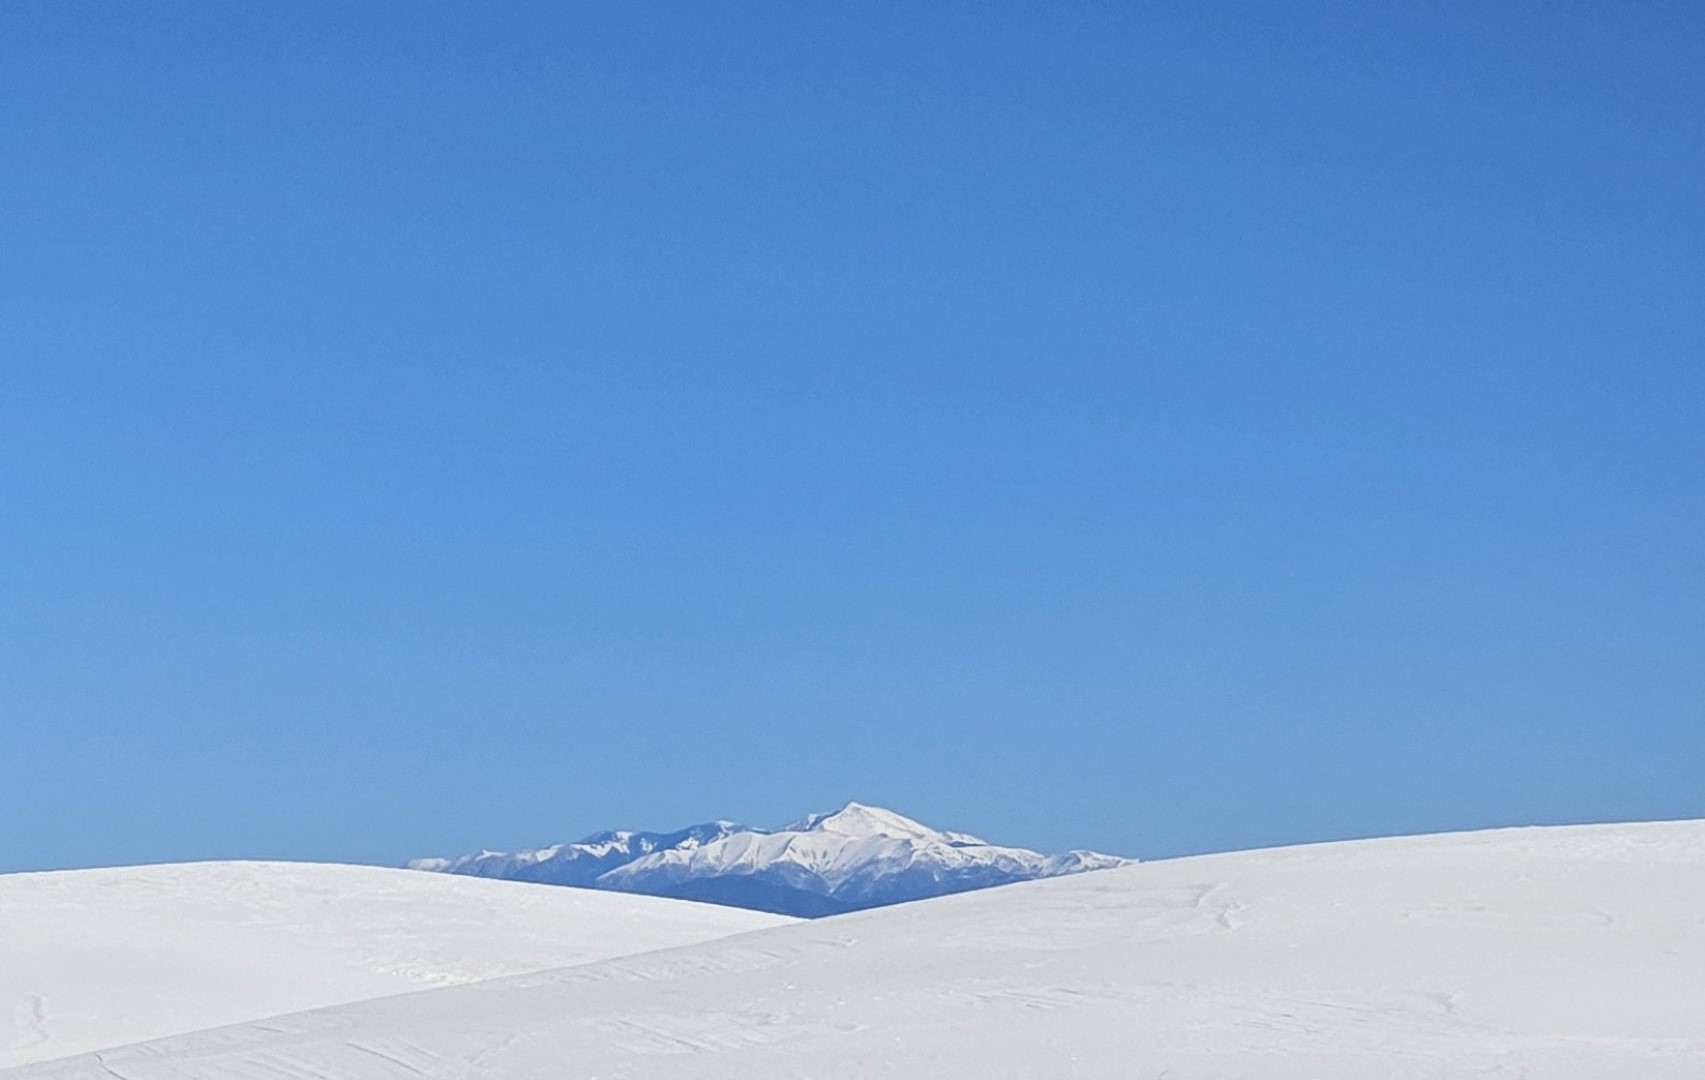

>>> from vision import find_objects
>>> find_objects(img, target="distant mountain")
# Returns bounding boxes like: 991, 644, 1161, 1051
408, 821, 744, 887
409, 803, 1132, 918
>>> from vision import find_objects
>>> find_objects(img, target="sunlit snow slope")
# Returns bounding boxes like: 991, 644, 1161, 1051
0, 861, 792, 1068
10, 822, 1703, 1079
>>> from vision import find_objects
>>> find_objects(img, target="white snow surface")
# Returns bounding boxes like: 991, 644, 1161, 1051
0, 861, 791, 1069
10, 821, 1704, 1079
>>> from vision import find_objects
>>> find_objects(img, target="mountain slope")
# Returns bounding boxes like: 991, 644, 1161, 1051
16, 820, 1704, 1080
408, 821, 745, 886
413, 803, 1131, 916
0, 861, 791, 1069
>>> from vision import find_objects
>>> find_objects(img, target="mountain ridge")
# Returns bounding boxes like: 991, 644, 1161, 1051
409, 802, 1131, 917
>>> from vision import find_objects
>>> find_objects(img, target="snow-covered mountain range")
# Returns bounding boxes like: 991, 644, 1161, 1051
409, 803, 1131, 917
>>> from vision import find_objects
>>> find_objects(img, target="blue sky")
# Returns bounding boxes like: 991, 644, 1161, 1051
2, 3, 1701, 872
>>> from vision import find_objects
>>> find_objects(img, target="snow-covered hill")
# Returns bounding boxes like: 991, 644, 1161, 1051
412, 803, 1131, 916
0, 861, 791, 1069
17, 820, 1704, 1079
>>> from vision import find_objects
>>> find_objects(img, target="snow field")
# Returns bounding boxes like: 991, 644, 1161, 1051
8, 821, 1703, 1079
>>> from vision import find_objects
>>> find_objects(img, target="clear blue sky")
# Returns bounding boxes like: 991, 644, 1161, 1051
3, 3, 1701, 873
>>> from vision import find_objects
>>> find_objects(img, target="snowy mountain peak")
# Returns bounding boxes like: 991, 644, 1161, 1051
412, 805, 1132, 918
788, 802, 959, 842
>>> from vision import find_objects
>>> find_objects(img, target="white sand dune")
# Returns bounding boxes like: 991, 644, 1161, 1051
0, 861, 791, 1068
8, 822, 1703, 1078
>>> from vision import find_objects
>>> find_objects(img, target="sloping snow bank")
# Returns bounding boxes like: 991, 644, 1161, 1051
10, 822, 1705, 1079
0, 861, 791, 1068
